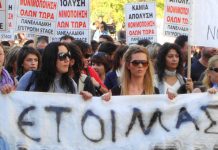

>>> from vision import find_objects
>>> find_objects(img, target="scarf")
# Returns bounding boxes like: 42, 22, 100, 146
0, 68, 14, 88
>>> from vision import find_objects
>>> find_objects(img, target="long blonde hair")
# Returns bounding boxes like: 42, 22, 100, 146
121, 45, 155, 95
203, 55, 218, 88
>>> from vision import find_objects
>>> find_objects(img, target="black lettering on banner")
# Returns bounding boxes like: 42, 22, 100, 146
111, 110, 116, 142
176, 107, 199, 130
201, 105, 218, 134
45, 106, 72, 143
81, 110, 104, 142
126, 108, 169, 137
17, 106, 41, 142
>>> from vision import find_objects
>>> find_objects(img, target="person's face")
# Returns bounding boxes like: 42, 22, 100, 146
36, 40, 48, 49
23, 54, 39, 73
0, 47, 5, 68
127, 52, 148, 78
208, 60, 218, 84
99, 24, 104, 32
92, 62, 105, 76
165, 49, 179, 71
56, 45, 70, 74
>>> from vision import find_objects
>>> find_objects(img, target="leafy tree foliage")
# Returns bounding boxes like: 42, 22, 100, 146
91, 0, 164, 25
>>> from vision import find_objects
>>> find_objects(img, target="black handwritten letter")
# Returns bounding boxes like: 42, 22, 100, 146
111, 110, 116, 142
126, 108, 169, 137
81, 110, 104, 142
45, 106, 72, 143
17, 106, 41, 142
201, 105, 218, 134
176, 107, 199, 130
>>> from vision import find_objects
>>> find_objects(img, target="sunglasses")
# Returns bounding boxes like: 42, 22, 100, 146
130, 60, 148, 67
84, 53, 93, 59
57, 52, 71, 61
209, 67, 218, 73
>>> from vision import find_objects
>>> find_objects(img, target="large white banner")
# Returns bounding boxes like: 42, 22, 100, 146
163, 0, 190, 37
0, 0, 7, 31
189, 0, 218, 47
0, 0, 15, 40
1, 92, 218, 149
15, 0, 58, 37
52, 0, 90, 43
125, 2, 157, 44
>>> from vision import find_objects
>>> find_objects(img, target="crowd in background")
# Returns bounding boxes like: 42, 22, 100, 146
1, 22, 218, 100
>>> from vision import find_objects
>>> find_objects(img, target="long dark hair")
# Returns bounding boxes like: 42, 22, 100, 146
156, 43, 183, 82
112, 45, 128, 71
68, 43, 84, 84
34, 42, 76, 93
16, 46, 41, 80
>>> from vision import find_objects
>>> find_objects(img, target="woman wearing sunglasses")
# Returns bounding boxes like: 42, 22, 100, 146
155, 43, 193, 99
201, 55, 218, 94
13, 42, 91, 100
102, 45, 158, 100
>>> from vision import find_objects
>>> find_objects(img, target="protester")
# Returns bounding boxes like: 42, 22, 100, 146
146, 42, 161, 72
99, 35, 114, 43
98, 41, 117, 70
104, 45, 128, 89
68, 43, 96, 95
91, 52, 110, 82
16, 46, 41, 81
60, 35, 75, 43
155, 43, 193, 99
91, 40, 99, 53
137, 39, 152, 47
5, 46, 21, 85
23, 40, 34, 47
201, 55, 218, 94
0, 44, 14, 94
93, 22, 109, 42
16, 42, 92, 100
102, 45, 159, 100
174, 35, 189, 67
72, 40, 108, 94
36, 36, 49, 55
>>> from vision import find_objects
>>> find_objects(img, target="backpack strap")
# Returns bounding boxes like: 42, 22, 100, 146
25, 71, 37, 91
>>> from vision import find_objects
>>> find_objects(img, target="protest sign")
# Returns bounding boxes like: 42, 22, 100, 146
0, 0, 15, 40
52, 0, 90, 43
15, 0, 58, 37
163, 0, 190, 37
189, 0, 218, 47
125, 2, 157, 44
1, 92, 218, 149
0, 0, 7, 31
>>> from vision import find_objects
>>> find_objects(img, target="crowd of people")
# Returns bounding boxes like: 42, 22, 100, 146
0, 33, 218, 101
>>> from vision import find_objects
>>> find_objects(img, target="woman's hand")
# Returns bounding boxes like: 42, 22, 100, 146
185, 78, 193, 93
0, 84, 15, 94
80, 91, 93, 101
207, 88, 217, 94
166, 88, 177, 101
101, 90, 112, 101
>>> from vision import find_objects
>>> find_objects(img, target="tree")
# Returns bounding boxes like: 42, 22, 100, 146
91, 0, 164, 25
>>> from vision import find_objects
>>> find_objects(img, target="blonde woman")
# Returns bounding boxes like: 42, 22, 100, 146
102, 45, 159, 100
202, 55, 218, 94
